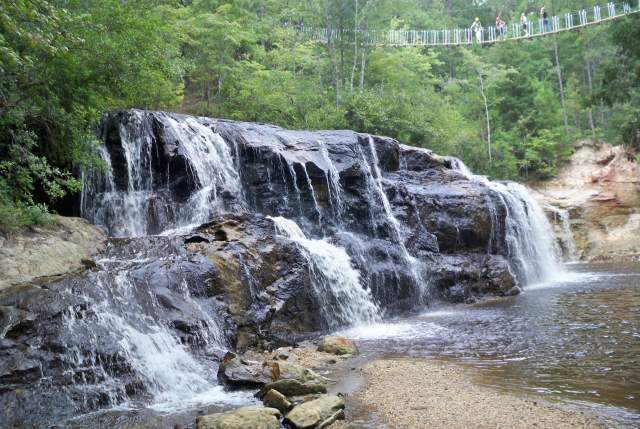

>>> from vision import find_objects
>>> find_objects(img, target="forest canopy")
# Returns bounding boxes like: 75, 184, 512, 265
1, 0, 639, 230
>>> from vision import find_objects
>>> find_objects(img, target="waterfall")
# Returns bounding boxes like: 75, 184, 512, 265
362, 136, 428, 298
82, 111, 242, 237
490, 182, 561, 284
550, 207, 579, 261
81, 145, 149, 237
268, 216, 380, 328
447, 157, 562, 285
61, 257, 247, 411
319, 140, 344, 219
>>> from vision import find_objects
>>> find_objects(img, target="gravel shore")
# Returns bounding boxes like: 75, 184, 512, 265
335, 358, 603, 429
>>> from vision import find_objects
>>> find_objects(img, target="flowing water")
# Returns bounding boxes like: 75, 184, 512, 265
447, 158, 562, 283
56, 242, 256, 427
82, 111, 242, 237
268, 216, 380, 328
339, 262, 640, 427
72, 111, 637, 427
362, 137, 428, 298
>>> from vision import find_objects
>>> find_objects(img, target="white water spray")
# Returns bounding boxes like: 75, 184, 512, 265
82, 112, 242, 236
268, 216, 380, 328
62, 268, 247, 411
363, 136, 428, 297
448, 157, 563, 284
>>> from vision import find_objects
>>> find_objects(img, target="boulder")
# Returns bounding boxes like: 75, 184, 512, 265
0, 216, 105, 290
196, 406, 281, 429
317, 336, 357, 356
262, 388, 292, 413
505, 286, 522, 296
274, 361, 326, 385
259, 379, 327, 398
217, 352, 275, 388
217, 351, 328, 390
288, 394, 325, 407
284, 395, 345, 429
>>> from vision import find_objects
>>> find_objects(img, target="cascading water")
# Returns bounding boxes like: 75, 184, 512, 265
58, 246, 250, 414
82, 111, 242, 237
9, 109, 591, 428
447, 157, 562, 285
268, 216, 380, 328
81, 144, 149, 237
361, 136, 428, 298
549, 206, 579, 261
491, 182, 561, 284
319, 140, 344, 220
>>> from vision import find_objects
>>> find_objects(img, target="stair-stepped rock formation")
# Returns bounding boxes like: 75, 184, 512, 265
0, 109, 561, 427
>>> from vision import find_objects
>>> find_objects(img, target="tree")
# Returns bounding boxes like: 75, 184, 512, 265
0, 0, 183, 230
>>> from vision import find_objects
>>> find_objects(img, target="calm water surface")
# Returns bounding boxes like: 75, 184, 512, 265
340, 262, 640, 427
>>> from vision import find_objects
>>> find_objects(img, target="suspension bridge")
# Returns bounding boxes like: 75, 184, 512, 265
292, 1, 639, 47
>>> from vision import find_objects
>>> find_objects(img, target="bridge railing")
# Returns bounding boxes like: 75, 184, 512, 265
291, 0, 639, 47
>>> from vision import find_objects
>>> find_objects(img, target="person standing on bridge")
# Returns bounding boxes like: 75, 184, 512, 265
520, 12, 529, 36
471, 17, 483, 43
540, 6, 550, 32
496, 15, 507, 39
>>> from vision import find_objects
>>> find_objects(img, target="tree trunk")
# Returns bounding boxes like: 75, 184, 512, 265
599, 98, 606, 128
477, 70, 492, 166
325, 11, 341, 106
585, 61, 597, 141
360, 44, 367, 91
553, 38, 570, 137
350, 0, 358, 94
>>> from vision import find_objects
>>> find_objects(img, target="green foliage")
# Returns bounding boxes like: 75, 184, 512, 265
0, 0, 183, 231
0, 179, 53, 232
2, 0, 638, 231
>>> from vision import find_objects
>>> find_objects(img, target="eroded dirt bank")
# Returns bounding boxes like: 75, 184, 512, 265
534, 142, 640, 261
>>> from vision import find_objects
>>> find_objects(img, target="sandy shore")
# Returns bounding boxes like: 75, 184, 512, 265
334, 358, 603, 429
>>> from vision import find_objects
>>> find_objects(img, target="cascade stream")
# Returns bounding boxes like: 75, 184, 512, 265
0, 110, 565, 427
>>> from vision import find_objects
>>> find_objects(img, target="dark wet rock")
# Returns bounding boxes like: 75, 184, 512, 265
0, 110, 538, 426
317, 336, 358, 356
189, 215, 322, 346
431, 254, 516, 302
284, 394, 345, 429
217, 352, 275, 388
92, 110, 520, 308
196, 406, 281, 429
505, 286, 522, 296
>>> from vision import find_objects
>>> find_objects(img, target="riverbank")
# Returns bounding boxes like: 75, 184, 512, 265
335, 357, 603, 429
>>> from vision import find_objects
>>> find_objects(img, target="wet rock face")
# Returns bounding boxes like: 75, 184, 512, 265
1, 110, 527, 426
0, 214, 320, 428
90, 111, 518, 304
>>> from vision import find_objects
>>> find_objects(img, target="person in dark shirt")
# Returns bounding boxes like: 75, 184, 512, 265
540, 6, 551, 32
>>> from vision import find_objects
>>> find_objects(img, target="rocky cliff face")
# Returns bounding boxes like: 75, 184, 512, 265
534, 142, 640, 261
0, 110, 559, 427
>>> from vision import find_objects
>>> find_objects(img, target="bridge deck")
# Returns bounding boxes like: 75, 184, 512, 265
293, 1, 639, 47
